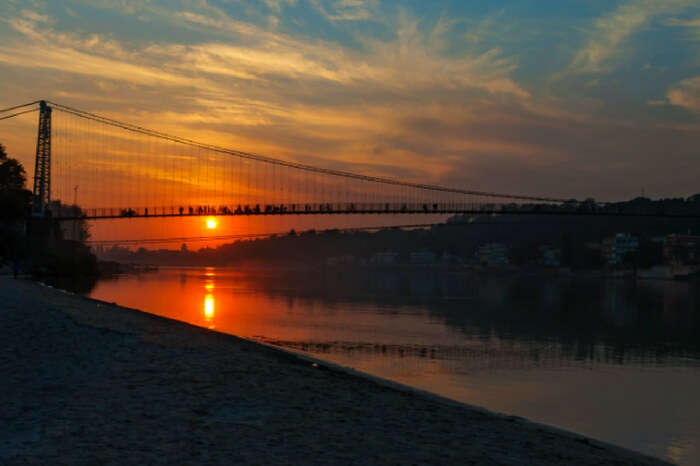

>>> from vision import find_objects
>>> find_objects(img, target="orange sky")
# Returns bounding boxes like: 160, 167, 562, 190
2, 1, 700, 247
2, 108, 453, 248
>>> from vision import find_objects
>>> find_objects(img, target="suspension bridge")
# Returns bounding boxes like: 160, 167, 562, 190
0, 100, 691, 238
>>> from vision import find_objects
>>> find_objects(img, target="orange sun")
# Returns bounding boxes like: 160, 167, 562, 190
205, 217, 218, 229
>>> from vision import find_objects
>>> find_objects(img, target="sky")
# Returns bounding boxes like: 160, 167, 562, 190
1, 0, 700, 204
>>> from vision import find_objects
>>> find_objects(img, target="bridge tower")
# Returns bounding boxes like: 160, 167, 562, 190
32, 100, 52, 216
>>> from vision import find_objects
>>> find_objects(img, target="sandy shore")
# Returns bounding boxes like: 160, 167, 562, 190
0, 276, 671, 465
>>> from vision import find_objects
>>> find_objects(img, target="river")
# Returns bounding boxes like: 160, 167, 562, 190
83, 266, 700, 465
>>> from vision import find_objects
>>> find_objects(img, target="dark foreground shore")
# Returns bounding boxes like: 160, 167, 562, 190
0, 276, 671, 465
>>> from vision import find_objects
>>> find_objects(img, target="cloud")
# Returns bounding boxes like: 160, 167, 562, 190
262, 0, 296, 14
20, 9, 51, 23
664, 17, 700, 39
71, 0, 146, 16
0, 18, 205, 89
0, 6, 532, 183
667, 76, 700, 112
310, 0, 379, 22
567, 0, 695, 74
172, 8, 529, 98
3, 5, 529, 105
2, 2, 699, 202
0, 44, 200, 88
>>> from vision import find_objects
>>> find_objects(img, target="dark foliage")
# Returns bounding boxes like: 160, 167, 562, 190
0, 158, 27, 191
0, 141, 97, 278
0, 142, 31, 220
0, 142, 32, 261
32, 240, 98, 277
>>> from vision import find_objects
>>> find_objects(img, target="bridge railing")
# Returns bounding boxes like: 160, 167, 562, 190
51, 201, 566, 220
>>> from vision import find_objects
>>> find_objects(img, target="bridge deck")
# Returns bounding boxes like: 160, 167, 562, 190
49, 202, 691, 220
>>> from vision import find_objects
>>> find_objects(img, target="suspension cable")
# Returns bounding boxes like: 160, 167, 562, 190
46, 100, 570, 204
0, 101, 40, 114
0, 108, 39, 121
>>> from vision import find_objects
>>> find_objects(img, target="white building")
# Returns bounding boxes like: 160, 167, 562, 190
602, 233, 639, 266
440, 252, 464, 266
325, 255, 357, 266
409, 251, 437, 265
540, 246, 561, 267
475, 243, 509, 267
370, 252, 399, 266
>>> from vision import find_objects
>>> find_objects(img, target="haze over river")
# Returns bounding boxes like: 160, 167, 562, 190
85, 267, 700, 465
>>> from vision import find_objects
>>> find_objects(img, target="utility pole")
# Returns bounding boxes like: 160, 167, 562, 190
73, 185, 79, 240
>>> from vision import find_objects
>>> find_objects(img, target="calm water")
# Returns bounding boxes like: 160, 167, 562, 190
86, 267, 700, 465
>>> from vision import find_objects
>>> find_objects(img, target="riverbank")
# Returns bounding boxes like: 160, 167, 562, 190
0, 276, 671, 465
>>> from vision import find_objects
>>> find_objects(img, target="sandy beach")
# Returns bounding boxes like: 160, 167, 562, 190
0, 275, 671, 465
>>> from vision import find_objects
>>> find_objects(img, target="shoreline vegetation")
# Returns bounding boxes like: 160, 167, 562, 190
0, 142, 104, 283
0, 275, 671, 465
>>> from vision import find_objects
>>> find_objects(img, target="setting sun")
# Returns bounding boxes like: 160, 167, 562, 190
205, 217, 217, 230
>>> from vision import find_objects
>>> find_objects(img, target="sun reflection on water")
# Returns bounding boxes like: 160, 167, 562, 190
203, 268, 216, 328
204, 294, 215, 327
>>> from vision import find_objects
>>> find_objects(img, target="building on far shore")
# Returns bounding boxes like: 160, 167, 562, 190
475, 243, 509, 267
440, 252, 463, 266
602, 233, 638, 266
539, 245, 561, 267
326, 255, 361, 266
370, 251, 399, 266
664, 234, 700, 265
409, 251, 437, 265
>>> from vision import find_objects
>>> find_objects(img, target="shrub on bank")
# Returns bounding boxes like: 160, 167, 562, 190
31, 240, 99, 278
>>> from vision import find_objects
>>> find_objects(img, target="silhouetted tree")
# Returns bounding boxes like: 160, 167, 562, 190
0, 142, 31, 260
48, 200, 91, 242
0, 158, 26, 191
0, 142, 31, 221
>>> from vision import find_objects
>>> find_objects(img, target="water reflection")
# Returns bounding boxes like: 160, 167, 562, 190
203, 270, 216, 327
87, 267, 700, 465
203, 294, 215, 326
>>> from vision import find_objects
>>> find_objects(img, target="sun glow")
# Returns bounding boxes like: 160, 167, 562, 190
204, 294, 215, 322
206, 217, 218, 229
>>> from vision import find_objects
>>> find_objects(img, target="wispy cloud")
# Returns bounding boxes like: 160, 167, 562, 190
0, 6, 530, 179
70, 0, 148, 16
173, 8, 529, 98
262, 0, 290, 15
1, 2, 699, 200
668, 76, 700, 112
20, 9, 51, 23
0, 17, 205, 88
310, 0, 379, 22
566, 0, 695, 74
664, 17, 700, 39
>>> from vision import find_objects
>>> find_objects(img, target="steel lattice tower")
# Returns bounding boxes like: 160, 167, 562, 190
32, 100, 52, 215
